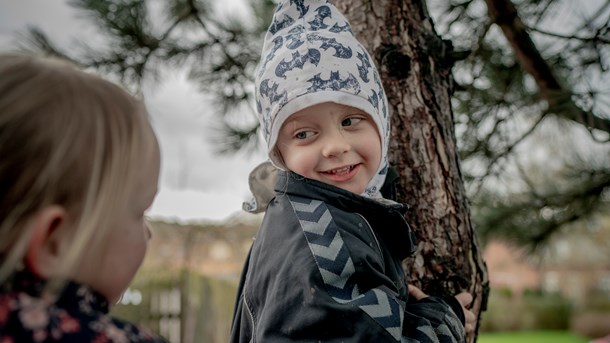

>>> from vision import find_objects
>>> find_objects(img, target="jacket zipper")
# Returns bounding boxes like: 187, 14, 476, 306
356, 213, 385, 271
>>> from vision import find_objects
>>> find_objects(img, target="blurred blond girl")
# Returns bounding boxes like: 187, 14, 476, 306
0, 54, 167, 342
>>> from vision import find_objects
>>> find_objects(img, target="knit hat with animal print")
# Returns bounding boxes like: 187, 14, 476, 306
255, 0, 390, 198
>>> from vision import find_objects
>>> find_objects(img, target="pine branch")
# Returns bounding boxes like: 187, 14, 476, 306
485, 0, 610, 134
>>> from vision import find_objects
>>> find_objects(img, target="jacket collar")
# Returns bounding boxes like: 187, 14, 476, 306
275, 170, 416, 260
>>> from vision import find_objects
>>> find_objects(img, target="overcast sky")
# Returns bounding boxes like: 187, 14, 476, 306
0, 0, 267, 223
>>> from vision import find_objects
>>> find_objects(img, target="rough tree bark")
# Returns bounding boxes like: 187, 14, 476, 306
333, 0, 489, 341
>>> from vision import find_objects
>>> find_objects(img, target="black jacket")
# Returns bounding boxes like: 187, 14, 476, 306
231, 171, 465, 342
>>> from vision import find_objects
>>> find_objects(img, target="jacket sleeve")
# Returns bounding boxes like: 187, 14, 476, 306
402, 296, 466, 343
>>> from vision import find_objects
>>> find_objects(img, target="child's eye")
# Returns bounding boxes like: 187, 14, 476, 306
295, 130, 314, 139
342, 117, 363, 127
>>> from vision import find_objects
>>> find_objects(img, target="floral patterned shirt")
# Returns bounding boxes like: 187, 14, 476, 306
0, 270, 168, 343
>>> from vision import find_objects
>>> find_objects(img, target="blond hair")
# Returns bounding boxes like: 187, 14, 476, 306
0, 54, 157, 287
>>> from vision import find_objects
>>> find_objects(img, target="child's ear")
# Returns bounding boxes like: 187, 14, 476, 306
25, 205, 69, 278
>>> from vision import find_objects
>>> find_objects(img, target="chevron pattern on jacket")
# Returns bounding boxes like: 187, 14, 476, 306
288, 195, 404, 341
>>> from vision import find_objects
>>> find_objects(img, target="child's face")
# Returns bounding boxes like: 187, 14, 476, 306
74, 139, 161, 304
276, 102, 381, 194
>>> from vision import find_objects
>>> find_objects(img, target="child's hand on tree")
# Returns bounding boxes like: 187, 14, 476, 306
408, 284, 477, 333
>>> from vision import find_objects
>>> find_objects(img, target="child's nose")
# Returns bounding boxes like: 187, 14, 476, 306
322, 130, 351, 157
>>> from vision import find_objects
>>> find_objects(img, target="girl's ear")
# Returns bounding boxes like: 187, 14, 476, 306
25, 205, 69, 278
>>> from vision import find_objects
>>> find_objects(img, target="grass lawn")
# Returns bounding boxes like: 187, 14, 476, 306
478, 331, 589, 343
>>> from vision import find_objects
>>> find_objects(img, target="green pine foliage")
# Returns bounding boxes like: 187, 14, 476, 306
16, 0, 610, 249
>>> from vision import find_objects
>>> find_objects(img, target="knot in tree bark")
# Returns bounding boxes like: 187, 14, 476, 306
377, 44, 411, 79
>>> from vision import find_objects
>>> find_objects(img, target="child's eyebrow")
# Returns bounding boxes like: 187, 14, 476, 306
284, 118, 310, 128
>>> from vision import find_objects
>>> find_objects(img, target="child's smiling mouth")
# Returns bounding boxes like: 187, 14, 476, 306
321, 164, 360, 182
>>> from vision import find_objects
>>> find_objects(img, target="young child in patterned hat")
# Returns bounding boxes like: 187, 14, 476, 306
231, 1, 475, 341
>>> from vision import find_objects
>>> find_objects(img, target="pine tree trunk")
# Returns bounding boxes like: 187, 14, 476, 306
333, 0, 489, 340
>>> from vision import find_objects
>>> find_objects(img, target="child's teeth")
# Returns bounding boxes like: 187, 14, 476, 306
331, 166, 351, 174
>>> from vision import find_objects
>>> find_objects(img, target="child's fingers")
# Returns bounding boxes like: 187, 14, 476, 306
455, 292, 476, 333
408, 284, 428, 300
454, 292, 473, 308
464, 309, 476, 331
